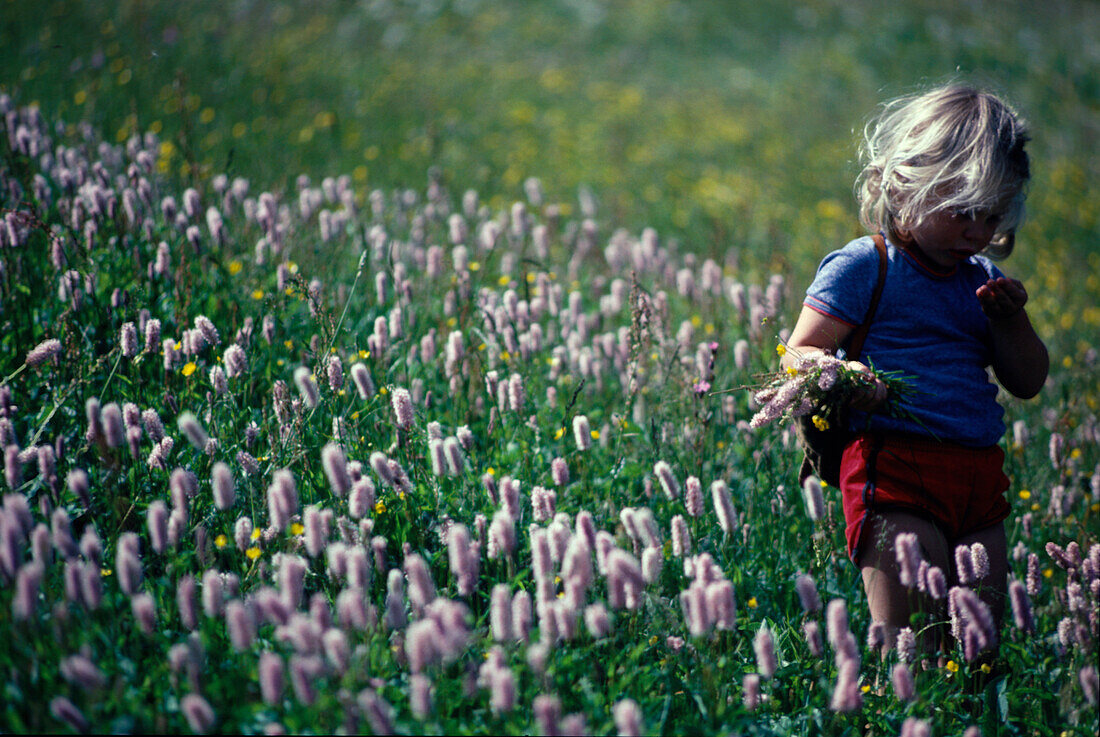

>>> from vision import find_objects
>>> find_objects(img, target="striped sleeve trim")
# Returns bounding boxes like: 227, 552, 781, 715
803, 297, 859, 328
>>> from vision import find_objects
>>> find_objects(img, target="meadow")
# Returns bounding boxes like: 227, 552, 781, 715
1, 0, 1098, 734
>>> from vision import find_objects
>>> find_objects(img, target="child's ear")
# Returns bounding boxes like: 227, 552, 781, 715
985, 231, 1014, 258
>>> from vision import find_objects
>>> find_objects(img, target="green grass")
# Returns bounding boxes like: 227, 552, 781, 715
4, 1, 1097, 285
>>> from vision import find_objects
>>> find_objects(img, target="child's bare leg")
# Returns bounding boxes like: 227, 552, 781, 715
950, 522, 1007, 693
954, 521, 1008, 631
858, 509, 952, 653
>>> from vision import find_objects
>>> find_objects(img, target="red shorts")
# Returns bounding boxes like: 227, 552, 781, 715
839, 433, 1010, 565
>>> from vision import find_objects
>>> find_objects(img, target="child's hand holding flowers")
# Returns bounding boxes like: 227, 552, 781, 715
750, 348, 912, 430
843, 360, 889, 411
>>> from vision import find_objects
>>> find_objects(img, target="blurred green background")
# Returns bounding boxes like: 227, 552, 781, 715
3, 0, 1098, 349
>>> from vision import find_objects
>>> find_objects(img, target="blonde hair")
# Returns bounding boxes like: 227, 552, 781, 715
856, 84, 1030, 258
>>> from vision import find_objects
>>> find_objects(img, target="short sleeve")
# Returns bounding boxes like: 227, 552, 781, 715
804, 238, 879, 327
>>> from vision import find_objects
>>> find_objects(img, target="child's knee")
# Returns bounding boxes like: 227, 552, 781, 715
859, 509, 949, 570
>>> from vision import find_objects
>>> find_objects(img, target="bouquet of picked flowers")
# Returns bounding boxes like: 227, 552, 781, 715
750, 347, 914, 430
749, 346, 917, 485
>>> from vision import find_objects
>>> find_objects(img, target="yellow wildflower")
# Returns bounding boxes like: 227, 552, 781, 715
290, 522, 305, 536
747, 596, 758, 609
181, 362, 197, 377
776, 344, 786, 357
214, 534, 228, 549
251, 289, 264, 300
228, 260, 243, 276
246, 546, 261, 560
945, 660, 959, 673
374, 501, 386, 514
1019, 489, 1031, 500
812, 415, 829, 431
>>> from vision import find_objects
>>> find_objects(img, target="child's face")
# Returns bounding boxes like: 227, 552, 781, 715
903, 209, 1003, 269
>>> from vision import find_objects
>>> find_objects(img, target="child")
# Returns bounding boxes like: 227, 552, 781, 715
782, 84, 1049, 652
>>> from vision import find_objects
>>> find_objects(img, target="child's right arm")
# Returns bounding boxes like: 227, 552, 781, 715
783, 306, 888, 410
784, 305, 854, 360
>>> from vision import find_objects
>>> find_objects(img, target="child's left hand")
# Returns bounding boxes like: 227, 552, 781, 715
976, 277, 1028, 320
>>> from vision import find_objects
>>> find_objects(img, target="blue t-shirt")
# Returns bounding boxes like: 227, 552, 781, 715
804, 235, 1005, 447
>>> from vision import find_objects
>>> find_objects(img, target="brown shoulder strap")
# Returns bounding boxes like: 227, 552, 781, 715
845, 233, 888, 360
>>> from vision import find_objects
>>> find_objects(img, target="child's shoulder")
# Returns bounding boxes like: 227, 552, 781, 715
833, 235, 878, 257
816, 236, 881, 273
967, 253, 1003, 277
806, 236, 882, 321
